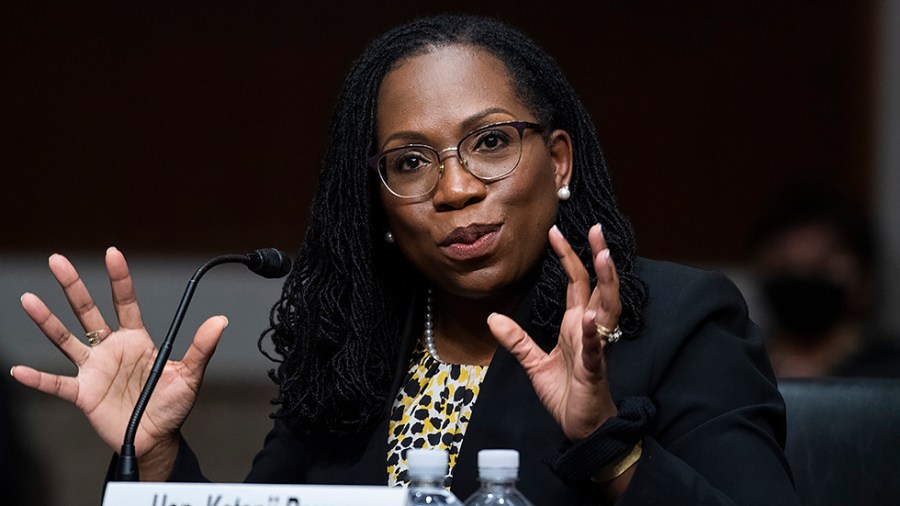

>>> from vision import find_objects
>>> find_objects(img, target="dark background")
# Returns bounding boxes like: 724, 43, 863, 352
2, 1, 876, 265
0, 4, 888, 504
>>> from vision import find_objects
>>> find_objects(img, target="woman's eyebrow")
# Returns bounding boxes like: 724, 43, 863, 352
379, 107, 517, 147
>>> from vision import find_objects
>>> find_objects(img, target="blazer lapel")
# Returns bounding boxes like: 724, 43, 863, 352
449, 285, 567, 501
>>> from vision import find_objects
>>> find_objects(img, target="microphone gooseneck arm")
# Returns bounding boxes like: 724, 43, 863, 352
115, 250, 290, 481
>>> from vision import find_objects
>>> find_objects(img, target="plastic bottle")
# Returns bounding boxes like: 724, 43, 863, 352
406, 448, 464, 505
463, 449, 535, 506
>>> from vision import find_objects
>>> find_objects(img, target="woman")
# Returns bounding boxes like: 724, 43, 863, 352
11, 14, 799, 505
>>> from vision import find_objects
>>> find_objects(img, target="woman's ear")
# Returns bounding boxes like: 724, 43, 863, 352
547, 129, 573, 189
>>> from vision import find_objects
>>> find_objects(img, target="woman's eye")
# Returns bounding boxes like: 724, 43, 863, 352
392, 151, 432, 173
474, 131, 511, 151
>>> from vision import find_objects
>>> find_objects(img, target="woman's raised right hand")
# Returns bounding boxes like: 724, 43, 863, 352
10, 247, 227, 480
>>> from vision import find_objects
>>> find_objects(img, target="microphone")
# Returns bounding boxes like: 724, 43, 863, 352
114, 248, 292, 481
246, 247, 292, 279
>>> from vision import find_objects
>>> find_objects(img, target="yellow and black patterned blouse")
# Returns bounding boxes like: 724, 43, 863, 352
386, 342, 488, 486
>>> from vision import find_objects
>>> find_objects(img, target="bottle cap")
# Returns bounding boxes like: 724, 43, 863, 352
407, 448, 449, 479
477, 449, 519, 480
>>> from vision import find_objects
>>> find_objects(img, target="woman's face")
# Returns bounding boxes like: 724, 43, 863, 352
375, 45, 572, 299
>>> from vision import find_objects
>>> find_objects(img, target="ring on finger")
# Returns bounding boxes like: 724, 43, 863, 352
85, 329, 107, 347
595, 322, 622, 343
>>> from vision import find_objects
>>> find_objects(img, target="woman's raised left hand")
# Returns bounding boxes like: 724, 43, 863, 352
487, 223, 620, 441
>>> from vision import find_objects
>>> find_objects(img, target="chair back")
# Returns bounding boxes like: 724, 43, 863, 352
778, 378, 900, 506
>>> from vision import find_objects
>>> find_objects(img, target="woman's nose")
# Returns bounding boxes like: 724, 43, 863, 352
431, 155, 487, 210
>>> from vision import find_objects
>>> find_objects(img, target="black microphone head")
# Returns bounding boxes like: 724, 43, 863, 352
247, 248, 292, 278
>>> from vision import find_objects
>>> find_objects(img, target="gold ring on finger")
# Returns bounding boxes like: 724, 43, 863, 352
85, 329, 107, 347
595, 322, 622, 343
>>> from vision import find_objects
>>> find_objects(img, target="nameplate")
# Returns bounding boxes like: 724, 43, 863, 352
102, 482, 407, 506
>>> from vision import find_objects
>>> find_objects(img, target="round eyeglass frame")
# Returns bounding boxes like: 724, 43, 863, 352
368, 120, 543, 198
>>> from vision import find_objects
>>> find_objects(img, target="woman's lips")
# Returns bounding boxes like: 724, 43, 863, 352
439, 224, 502, 260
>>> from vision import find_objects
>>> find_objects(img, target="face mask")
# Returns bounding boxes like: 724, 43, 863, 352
762, 274, 847, 342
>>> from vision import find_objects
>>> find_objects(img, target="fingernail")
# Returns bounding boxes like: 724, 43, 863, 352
221, 315, 230, 327
487, 312, 497, 324
9, 366, 15, 378
601, 249, 610, 259
550, 225, 562, 237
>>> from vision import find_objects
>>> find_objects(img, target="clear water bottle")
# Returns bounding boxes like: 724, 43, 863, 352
406, 448, 464, 505
463, 449, 535, 506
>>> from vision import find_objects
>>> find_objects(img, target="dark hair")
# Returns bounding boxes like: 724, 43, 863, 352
260, 13, 647, 438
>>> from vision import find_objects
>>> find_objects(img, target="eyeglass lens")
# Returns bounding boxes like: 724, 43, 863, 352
377, 123, 526, 197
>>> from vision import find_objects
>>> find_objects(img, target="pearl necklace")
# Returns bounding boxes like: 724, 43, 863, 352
424, 288, 442, 362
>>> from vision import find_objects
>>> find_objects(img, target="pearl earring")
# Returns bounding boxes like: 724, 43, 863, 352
557, 185, 571, 201
385, 231, 395, 244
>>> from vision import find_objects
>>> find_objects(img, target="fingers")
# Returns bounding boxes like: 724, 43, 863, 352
548, 225, 591, 309
106, 247, 144, 330
580, 310, 607, 377
586, 224, 621, 331
9, 365, 79, 404
180, 316, 228, 380
48, 253, 113, 338
487, 312, 547, 373
21, 293, 91, 367
548, 224, 621, 329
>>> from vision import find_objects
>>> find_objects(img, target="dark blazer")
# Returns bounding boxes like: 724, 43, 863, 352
169, 258, 799, 505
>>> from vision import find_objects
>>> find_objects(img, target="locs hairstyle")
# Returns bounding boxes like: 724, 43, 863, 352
261, 14, 648, 438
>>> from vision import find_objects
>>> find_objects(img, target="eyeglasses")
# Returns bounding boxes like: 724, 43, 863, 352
368, 120, 543, 198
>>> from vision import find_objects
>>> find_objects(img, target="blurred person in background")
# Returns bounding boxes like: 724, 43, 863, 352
750, 185, 900, 378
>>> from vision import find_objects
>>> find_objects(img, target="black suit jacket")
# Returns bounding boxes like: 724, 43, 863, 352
169, 258, 799, 505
